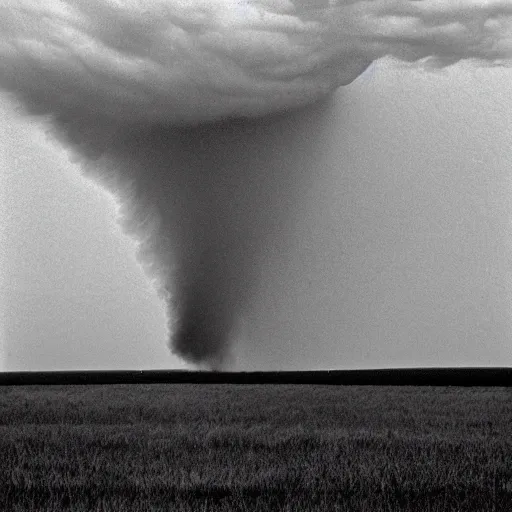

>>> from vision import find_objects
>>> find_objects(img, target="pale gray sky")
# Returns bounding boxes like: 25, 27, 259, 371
0, 101, 185, 371
1, 59, 511, 371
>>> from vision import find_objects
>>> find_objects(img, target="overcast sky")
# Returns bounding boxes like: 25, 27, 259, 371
2, 0, 512, 370
2, 58, 511, 371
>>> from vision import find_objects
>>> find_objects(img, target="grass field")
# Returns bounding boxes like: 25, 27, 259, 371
1, 384, 511, 511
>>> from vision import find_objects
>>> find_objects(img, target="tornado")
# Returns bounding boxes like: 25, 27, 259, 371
1, 1, 511, 369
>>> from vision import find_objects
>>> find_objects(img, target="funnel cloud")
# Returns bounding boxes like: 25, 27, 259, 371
1, 1, 511, 368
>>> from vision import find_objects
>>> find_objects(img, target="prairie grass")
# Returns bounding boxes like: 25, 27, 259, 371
1, 384, 511, 511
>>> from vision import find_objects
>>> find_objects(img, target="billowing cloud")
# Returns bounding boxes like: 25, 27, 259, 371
1, 1, 511, 368
2, 0, 510, 125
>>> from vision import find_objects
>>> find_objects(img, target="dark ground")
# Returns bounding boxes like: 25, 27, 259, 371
1, 384, 511, 511
1, 367, 511, 386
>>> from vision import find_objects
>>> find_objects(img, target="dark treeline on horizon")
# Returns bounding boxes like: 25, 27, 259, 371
0, 368, 511, 387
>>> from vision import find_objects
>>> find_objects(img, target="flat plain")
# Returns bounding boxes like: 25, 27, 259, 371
1, 384, 511, 511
